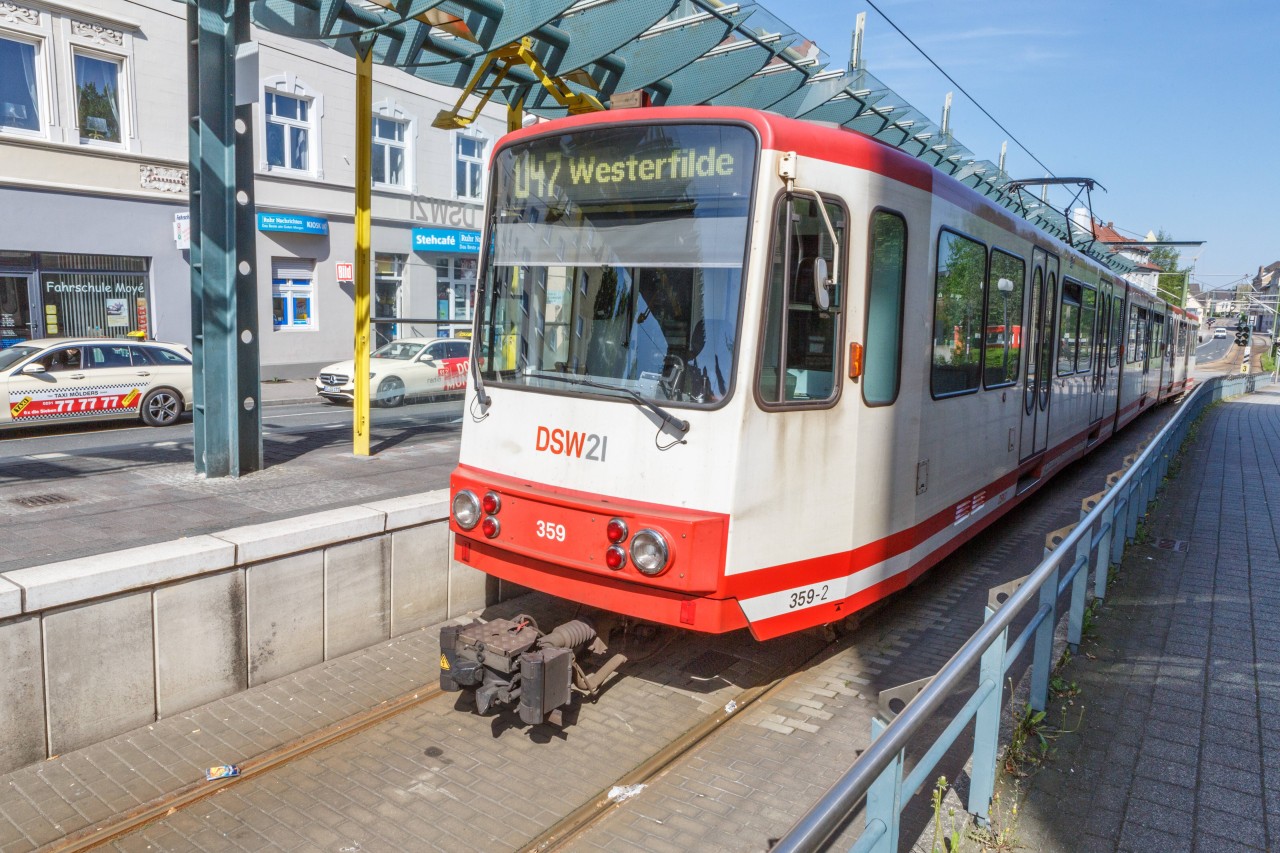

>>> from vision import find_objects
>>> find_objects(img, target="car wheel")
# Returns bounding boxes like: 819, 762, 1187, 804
140, 387, 183, 427
377, 376, 405, 408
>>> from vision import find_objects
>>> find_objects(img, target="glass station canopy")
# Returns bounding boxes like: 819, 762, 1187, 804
251, 0, 1132, 272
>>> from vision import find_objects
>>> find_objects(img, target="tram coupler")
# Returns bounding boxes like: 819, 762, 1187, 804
439, 615, 622, 725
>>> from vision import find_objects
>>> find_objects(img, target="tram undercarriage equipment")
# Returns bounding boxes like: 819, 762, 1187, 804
439, 616, 626, 725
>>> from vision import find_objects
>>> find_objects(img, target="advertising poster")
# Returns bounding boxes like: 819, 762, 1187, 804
105, 298, 128, 328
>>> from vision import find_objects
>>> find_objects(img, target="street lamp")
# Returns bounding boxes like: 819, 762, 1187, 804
997, 277, 1014, 377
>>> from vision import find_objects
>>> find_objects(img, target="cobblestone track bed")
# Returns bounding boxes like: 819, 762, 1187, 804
93, 601, 825, 852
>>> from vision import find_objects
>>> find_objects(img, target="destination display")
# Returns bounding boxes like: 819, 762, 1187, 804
499, 124, 757, 207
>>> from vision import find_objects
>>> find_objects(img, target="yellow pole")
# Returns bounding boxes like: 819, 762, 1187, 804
353, 47, 372, 456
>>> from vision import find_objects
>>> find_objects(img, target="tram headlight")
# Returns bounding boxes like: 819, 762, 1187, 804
482, 491, 502, 514
630, 529, 669, 576
452, 490, 480, 530
481, 516, 501, 539
606, 518, 628, 544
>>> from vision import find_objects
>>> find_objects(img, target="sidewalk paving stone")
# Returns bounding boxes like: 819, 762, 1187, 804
1009, 385, 1280, 853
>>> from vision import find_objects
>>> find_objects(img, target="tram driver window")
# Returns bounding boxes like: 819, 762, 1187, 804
756, 194, 845, 405
931, 231, 987, 396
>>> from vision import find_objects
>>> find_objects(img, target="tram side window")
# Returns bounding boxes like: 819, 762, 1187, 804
983, 250, 1024, 388
863, 211, 907, 406
931, 230, 987, 396
1110, 295, 1123, 367
1057, 279, 1081, 375
1079, 285, 1096, 373
757, 194, 846, 405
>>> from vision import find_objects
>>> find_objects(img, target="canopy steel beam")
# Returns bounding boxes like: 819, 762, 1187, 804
188, 0, 263, 477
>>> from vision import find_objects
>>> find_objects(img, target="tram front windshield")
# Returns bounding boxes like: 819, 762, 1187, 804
476, 124, 756, 407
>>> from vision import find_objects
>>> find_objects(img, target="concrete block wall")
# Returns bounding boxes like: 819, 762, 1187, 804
0, 489, 486, 775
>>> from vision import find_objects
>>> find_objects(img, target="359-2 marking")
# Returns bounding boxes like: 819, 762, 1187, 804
787, 585, 829, 610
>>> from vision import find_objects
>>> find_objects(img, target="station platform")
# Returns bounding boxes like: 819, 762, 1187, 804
0, 376, 1273, 853
1009, 381, 1280, 853
0, 376, 457, 575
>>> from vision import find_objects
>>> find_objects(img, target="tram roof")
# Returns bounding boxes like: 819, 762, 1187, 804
251, 0, 1136, 275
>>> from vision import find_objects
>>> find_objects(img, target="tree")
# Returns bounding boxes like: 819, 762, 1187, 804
1149, 229, 1188, 307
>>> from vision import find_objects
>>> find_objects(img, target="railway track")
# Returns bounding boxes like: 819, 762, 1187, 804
45, 683, 449, 852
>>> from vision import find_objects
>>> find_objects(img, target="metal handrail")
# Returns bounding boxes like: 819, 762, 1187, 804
774, 371, 1266, 852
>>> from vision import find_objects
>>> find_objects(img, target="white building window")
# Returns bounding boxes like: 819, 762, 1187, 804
0, 34, 43, 135
73, 49, 122, 144
261, 74, 323, 178
271, 259, 315, 330
372, 116, 407, 188
454, 129, 487, 200
265, 91, 310, 171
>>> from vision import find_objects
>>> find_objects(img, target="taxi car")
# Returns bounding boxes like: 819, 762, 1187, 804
0, 338, 194, 430
316, 337, 470, 407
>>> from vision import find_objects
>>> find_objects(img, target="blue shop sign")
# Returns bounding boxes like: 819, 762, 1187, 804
257, 213, 330, 235
412, 228, 481, 254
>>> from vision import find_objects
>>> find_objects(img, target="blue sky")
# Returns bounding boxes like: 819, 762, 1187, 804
769, 0, 1279, 293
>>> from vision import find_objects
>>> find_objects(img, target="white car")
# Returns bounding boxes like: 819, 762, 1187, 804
316, 337, 470, 407
0, 338, 194, 430
1213, 327, 1227, 339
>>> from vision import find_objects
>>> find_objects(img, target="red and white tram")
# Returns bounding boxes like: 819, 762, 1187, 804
441, 107, 1193, 704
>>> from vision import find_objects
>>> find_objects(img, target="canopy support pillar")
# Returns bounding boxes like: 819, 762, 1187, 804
187, 0, 263, 477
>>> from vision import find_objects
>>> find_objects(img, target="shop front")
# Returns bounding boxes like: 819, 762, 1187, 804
411, 227, 479, 339
0, 251, 152, 347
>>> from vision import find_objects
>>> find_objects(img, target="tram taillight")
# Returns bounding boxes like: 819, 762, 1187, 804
481, 516, 501, 539
606, 518, 628, 544
482, 491, 502, 514
604, 546, 627, 570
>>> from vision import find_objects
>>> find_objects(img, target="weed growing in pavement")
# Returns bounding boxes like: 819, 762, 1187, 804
1049, 675, 1079, 700
967, 785, 1021, 852
927, 777, 1021, 852
1134, 518, 1152, 544
1003, 701, 1051, 776
930, 776, 964, 853
1081, 600, 1101, 639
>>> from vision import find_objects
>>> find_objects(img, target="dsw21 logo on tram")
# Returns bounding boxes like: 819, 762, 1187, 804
535, 426, 609, 462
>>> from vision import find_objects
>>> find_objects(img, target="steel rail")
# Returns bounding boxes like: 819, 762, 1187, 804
518, 613, 886, 853
42, 682, 446, 853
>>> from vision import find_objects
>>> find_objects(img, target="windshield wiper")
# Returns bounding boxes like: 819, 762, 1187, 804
470, 346, 491, 407
526, 372, 690, 435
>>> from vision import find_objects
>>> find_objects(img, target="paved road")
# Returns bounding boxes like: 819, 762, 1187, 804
1196, 337, 1231, 362
0, 396, 457, 457
0, 399, 463, 572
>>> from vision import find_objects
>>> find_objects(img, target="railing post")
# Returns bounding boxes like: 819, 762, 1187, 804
1030, 565, 1059, 712
863, 717, 902, 853
968, 607, 1007, 825
1095, 502, 1114, 599
1126, 475, 1141, 542
1112, 494, 1128, 565
1067, 533, 1091, 652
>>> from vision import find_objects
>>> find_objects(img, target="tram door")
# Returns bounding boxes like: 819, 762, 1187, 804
1089, 282, 1112, 424
1019, 250, 1056, 461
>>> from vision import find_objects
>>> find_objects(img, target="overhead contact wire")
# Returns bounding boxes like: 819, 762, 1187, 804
864, 0, 1058, 180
